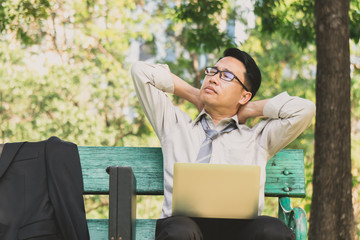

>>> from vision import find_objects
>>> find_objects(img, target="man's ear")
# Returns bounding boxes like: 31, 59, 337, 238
238, 91, 252, 105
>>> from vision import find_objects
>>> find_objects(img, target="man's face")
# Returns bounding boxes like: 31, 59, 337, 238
199, 56, 251, 114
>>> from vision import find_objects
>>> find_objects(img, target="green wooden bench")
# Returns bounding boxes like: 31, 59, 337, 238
79, 147, 307, 240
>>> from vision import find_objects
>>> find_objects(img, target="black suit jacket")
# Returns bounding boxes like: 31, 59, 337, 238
0, 137, 89, 240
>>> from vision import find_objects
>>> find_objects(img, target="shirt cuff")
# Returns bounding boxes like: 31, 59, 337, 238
263, 92, 291, 119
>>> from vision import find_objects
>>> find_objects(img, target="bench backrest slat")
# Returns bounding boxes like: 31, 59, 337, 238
265, 149, 305, 197
79, 147, 305, 197
80, 147, 163, 194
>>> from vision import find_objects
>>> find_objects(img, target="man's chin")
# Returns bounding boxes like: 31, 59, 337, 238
202, 101, 219, 112
200, 92, 217, 102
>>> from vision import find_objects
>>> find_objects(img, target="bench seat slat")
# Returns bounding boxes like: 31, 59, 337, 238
136, 219, 157, 240
87, 219, 108, 240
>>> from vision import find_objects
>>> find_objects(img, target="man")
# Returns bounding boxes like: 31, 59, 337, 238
131, 48, 315, 240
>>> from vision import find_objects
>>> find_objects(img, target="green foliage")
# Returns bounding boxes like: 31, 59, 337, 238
0, 0, 52, 45
350, 0, 360, 43
0, 0, 160, 147
254, 0, 360, 47
174, 0, 235, 53
136, 196, 163, 219
84, 195, 109, 219
164, 0, 240, 88
0, 42, 148, 146
254, 0, 315, 48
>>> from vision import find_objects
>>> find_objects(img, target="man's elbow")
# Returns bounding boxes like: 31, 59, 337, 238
301, 99, 316, 126
305, 99, 316, 118
130, 61, 146, 80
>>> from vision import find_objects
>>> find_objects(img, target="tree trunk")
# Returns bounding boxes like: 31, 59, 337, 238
309, 0, 355, 239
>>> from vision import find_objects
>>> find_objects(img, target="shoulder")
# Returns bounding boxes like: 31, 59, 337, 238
46, 136, 77, 150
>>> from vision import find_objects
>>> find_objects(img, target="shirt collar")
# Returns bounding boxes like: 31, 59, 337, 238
192, 109, 241, 128
193, 109, 207, 127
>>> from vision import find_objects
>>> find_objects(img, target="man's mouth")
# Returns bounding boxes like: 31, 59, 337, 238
204, 86, 217, 94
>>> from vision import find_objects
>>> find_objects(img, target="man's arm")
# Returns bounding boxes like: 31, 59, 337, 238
237, 99, 269, 124
131, 61, 176, 137
256, 92, 315, 156
171, 73, 203, 112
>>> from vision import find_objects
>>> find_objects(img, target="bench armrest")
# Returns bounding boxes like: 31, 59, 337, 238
278, 197, 307, 240
107, 166, 137, 240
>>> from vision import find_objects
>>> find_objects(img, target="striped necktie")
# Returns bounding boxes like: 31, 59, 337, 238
196, 116, 237, 163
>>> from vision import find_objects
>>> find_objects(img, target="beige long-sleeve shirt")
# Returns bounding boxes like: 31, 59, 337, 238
131, 61, 316, 218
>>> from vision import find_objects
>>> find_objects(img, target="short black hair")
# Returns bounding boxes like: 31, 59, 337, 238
219, 48, 261, 100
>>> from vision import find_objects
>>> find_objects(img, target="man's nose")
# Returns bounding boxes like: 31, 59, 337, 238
209, 73, 220, 84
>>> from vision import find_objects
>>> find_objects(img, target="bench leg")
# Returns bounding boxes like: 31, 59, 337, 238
107, 166, 137, 240
278, 197, 307, 240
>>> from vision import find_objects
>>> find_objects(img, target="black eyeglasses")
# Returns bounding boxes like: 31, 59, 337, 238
204, 66, 249, 92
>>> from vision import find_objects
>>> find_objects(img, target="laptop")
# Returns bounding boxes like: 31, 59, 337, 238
172, 163, 261, 219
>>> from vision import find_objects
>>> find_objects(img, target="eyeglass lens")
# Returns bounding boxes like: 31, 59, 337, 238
205, 67, 234, 81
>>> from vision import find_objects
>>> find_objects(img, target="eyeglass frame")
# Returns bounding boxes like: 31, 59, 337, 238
204, 66, 249, 92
